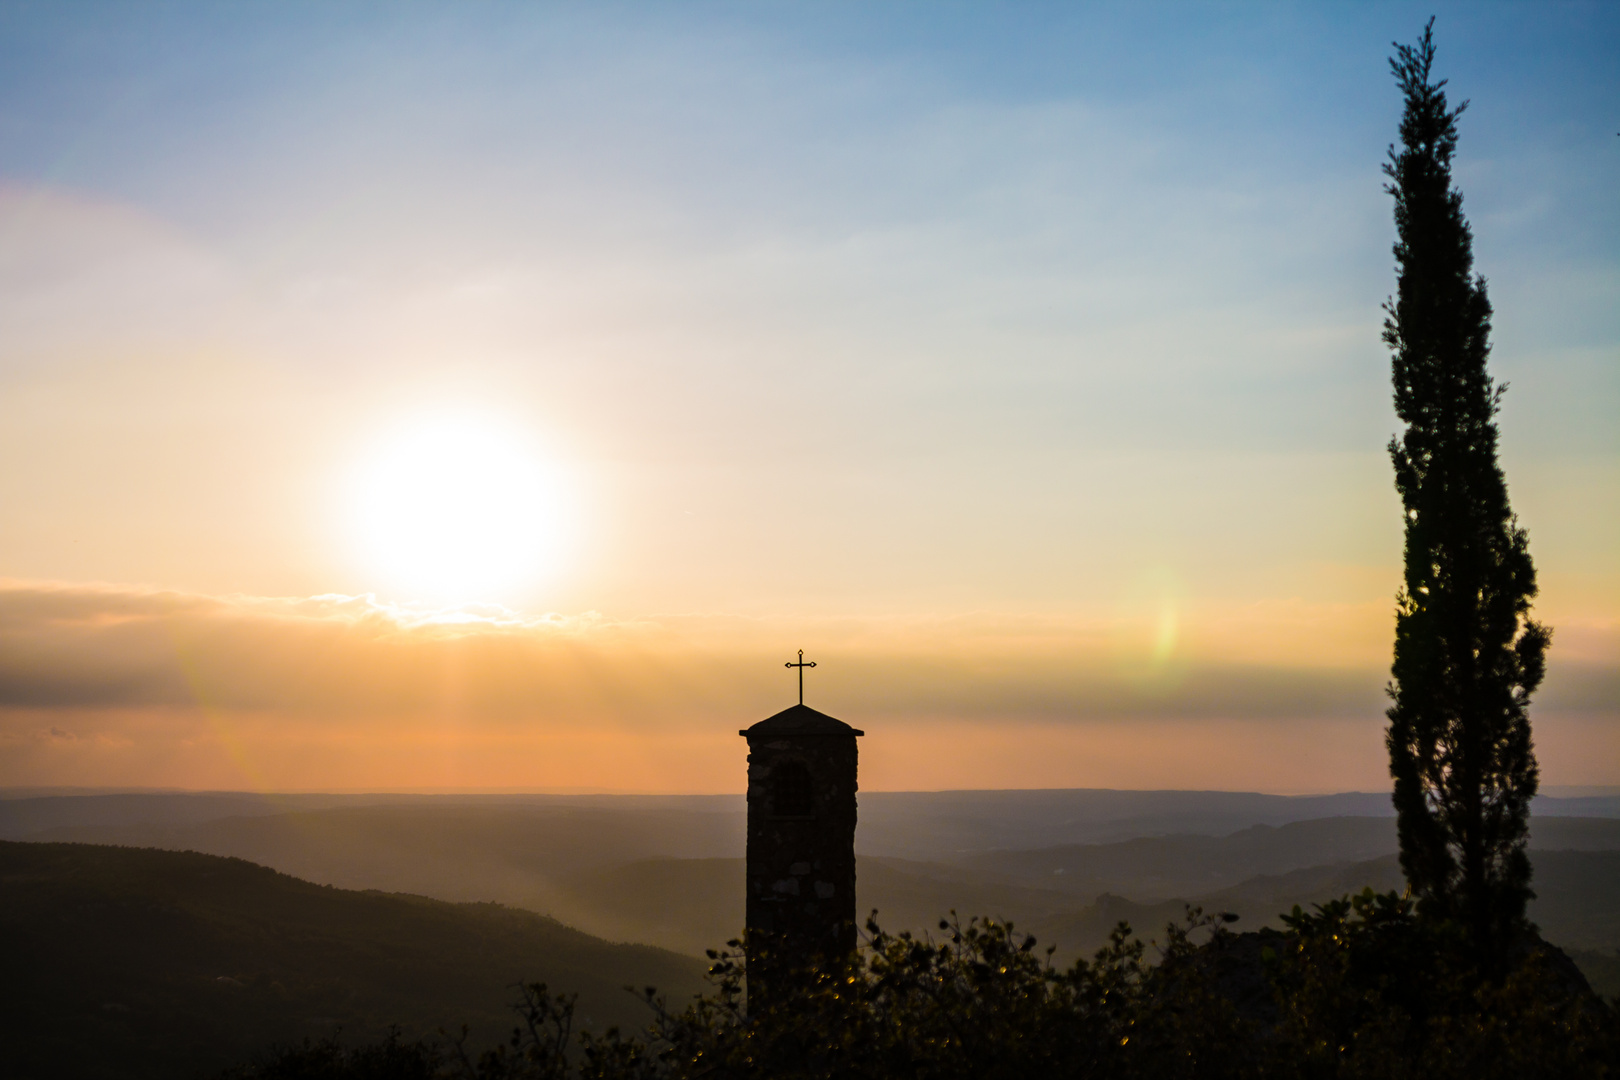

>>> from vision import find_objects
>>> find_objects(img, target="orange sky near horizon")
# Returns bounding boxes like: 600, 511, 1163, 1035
2, 581, 1614, 793
1, 7, 1615, 795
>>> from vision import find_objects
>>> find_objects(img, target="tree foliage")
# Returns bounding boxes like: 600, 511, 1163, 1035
1271, 890, 1613, 1079
1381, 19, 1550, 962
226, 905, 1618, 1080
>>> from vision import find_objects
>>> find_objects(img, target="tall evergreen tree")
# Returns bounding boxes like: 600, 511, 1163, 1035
1382, 21, 1550, 964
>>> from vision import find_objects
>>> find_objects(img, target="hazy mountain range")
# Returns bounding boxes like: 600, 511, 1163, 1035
5, 788, 1618, 1076
5, 788, 1617, 963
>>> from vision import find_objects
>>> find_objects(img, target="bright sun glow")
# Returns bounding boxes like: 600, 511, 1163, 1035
347, 415, 573, 603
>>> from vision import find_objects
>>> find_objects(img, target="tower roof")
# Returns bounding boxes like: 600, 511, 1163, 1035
739, 703, 864, 738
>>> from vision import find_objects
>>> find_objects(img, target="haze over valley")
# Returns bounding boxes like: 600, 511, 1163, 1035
8, 788, 1618, 965
2, 3, 1617, 1076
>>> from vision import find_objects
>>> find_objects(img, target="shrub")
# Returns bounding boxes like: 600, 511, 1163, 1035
227, 903, 1618, 1080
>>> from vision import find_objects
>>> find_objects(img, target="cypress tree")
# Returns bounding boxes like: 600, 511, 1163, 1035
1382, 20, 1551, 964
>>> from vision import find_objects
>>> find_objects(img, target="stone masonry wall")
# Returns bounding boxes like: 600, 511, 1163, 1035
743, 732, 858, 996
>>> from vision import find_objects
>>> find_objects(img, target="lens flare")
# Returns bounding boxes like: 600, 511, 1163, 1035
1112, 564, 1187, 691
1150, 597, 1179, 667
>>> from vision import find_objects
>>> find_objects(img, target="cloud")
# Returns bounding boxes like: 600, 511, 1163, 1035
2, 580, 1610, 727
1, 581, 1611, 793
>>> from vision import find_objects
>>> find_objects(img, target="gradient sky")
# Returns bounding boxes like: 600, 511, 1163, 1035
1, 2, 1615, 793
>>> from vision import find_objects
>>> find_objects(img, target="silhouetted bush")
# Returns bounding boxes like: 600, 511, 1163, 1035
222, 1028, 446, 1080
225, 898, 1619, 1080
1272, 888, 1620, 1078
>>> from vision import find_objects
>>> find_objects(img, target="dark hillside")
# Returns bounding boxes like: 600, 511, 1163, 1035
1528, 849, 1620, 950
851, 789, 1617, 857
1569, 949, 1620, 997
552, 847, 1620, 977
955, 815, 1620, 900
552, 856, 1086, 958
0, 842, 706, 1080
556, 857, 745, 957
9, 796, 1612, 920
20, 802, 745, 909
960, 817, 1398, 898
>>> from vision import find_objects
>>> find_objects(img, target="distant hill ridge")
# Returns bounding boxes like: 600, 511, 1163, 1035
6, 790, 1616, 1044
5, 792, 1614, 966
0, 841, 706, 1080
6, 787, 1618, 856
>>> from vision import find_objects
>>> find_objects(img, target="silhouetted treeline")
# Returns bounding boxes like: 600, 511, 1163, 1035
227, 896, 1619, 1080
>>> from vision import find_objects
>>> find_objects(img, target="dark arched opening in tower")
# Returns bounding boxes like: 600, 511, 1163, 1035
770, 760, 814, 817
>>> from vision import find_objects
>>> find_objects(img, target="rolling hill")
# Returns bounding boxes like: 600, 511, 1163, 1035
8, 801, 745, 916
549, 848, 1620, 970
956, 815, 1620, 900
10, 792, 1615, 972
0, 842, 707, 1080
5, 790, 1618, 1076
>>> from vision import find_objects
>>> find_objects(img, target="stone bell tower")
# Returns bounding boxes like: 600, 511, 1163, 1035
739, 652, 862, 1002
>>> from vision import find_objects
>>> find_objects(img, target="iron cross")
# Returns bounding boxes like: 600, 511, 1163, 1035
785, 649, 816, 705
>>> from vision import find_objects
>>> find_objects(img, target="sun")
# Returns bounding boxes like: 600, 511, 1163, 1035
346, 414, 573, 604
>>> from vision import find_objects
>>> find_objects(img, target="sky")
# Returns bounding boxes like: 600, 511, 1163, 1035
0, 1, 1615, 794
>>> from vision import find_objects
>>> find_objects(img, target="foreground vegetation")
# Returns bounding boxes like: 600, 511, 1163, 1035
12, 837, 1616, 1077
231, 894, 1618, 1080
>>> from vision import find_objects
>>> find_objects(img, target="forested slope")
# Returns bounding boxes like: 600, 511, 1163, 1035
0, 842, 706, 1080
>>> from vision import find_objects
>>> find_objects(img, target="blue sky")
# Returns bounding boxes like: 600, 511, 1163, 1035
0, 2, 1614, 791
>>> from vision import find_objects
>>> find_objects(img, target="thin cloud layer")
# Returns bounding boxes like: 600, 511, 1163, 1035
2, 581, 1611, 794
2, 581, 1611, 724
0, 7, 1613, 792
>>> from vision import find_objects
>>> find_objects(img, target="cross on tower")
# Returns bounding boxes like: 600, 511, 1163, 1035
785, 649, 816, 705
